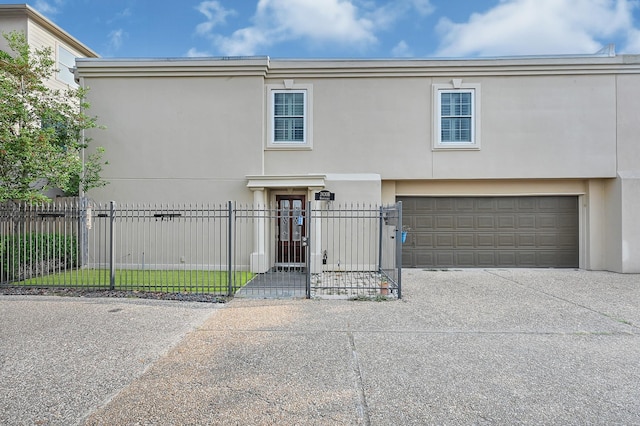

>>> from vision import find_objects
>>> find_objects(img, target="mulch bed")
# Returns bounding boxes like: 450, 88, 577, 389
0, 286, 227, 303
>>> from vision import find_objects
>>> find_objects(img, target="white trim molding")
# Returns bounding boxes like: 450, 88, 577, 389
432, 81, 481, 151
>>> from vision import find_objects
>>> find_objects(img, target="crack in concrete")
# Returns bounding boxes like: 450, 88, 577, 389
347, 330, 371, 426
484, 270, 640, 332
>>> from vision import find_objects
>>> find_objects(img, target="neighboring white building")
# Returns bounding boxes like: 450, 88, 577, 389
0, 3, 98, 91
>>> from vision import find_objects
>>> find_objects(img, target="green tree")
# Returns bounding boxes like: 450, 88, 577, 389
0, 31, 107, 202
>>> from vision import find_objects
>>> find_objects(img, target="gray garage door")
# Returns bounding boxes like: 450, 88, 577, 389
399, 196, 579, 268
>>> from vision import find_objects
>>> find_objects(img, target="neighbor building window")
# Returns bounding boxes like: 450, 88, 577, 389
433, 82, 481, 150
57, 45, 78, 88
267, 81, 313, 149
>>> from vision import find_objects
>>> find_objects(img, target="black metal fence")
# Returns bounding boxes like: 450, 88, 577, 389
1, 199, 402, 299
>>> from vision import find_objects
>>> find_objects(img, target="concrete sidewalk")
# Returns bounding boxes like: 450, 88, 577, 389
2, 269, 640, 425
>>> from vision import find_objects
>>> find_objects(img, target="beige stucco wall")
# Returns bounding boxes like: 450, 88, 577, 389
77, 56, 640, 272
263, 74, 617, 180
431, 75, 616, 179
605, 173, 640, 273
85, 75, 265, 204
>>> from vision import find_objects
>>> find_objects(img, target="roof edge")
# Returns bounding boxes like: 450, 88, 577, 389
0, 3, 98, 58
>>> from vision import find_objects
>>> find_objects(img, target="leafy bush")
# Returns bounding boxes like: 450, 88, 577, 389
0, 233, 78, 282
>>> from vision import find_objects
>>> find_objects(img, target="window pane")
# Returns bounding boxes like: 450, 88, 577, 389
441, 118, 451, 141
57, 45, 78, 87
441, 94, 452, 116
441, 117, 471, 142
274, 117, 304, 142
292, 200, 302, 241
280, 200, 290, 241
274, 92, 304, 116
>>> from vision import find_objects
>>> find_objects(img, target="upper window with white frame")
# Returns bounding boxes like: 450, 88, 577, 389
433, 81, 481, 150
57, 44, 78, 88
267, 81, 313, 149
273, 91, 305, 142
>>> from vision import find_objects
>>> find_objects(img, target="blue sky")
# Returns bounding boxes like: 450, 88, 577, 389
6, 0, 640, 58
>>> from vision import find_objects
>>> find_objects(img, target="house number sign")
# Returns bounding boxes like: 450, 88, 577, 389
315, 190, 335, 201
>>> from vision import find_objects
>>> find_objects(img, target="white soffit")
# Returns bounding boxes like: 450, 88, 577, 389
246, 174, 326, 189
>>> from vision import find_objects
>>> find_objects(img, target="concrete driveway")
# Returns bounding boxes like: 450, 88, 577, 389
1, 269, 639, 425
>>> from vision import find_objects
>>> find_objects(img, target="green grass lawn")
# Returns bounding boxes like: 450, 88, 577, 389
14, 269, 255, 294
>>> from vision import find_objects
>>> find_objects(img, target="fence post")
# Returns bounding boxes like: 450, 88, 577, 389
396, 201, 402, 299
305, 200, 312, 299
109, 201, 116, 290
79, 197, 88, 268
378, 205, 383, 273
228, 201, 233, 297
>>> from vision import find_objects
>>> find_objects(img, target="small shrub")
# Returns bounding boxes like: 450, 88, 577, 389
0, 233, 78, 282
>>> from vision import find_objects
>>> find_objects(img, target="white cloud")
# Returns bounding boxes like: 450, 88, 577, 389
214, 27, 270, 56
186, 47, 211, 57
195, 1, 236, 36
34, 0, 62, 15
409, 0, 435, 16
391, 40, 413, 57
196, 0, 433, 56
107, 29, 125, 51
435, 0, 638, 57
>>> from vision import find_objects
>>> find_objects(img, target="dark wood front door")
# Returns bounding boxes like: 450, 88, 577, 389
276, 195, 306, 265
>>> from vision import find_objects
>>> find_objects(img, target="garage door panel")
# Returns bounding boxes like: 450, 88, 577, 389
455, 251, 476, 267
436, 251, 455, 266
413, 198, 436, 211
538, 198, 560, 210
436, 216, 455, 229
497, 233, 516, 247
477, 234, 495, 247
436, 234, 455, 248
555, 251, 579, 267
477, 199, 495, 211
414, 216, 433, 229
477, 216, 495, 229
518, 198, 537, 210
497, 215, 516, 229
456, 199, 475, 211
558, 234, 578, 247
399, 196, 578, 268
516, 252, 538, 266
414, 233, 434, 247
518, 234, 536, 246
456, 234, 474, 247
537, 233, 558, 247
436, 199, 455, 211
538, 252, 560, 266
477, 252, 498, 266
497, 198, 517, 210
537, 215, 557, 228
558, 197, 578, 210
558, 214, 578, 229
518, 215, 536, 228
456, 216, 474, 229
497, 252, 516, 266
417, 251, 434, 266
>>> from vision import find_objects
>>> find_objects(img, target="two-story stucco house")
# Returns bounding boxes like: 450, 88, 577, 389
0, 4, 98, 90
73, 52, 640, 274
